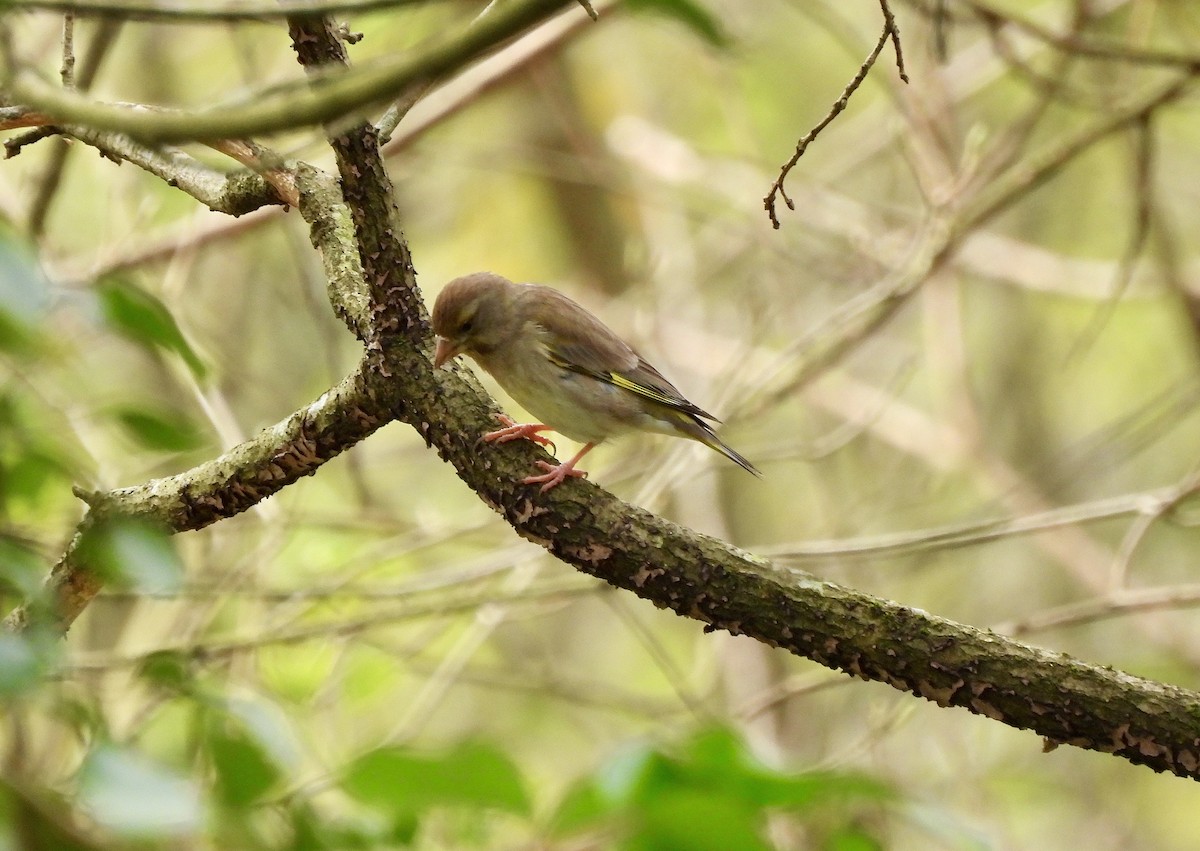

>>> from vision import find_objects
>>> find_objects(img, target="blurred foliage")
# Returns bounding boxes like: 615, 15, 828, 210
2, 0, 1200, 848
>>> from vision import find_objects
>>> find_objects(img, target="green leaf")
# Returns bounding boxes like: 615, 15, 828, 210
742, 770, 894, 812
77, 517, 184, 594
622, 0, 729, 47
342, 741, 530, 817
550, 779, 612, 837
77, 743, 203, 838
3, 448, 72, 507
665, 727, 893, 811
631, 787, 769, 851
208, 727, 280, 808
0, 779, 102, 851
677, 727, 746, 772
286, 803, 323, 851
136, 650, 194, 693
111, 405, 205, 452
96, 277, 207, 378
201, 696, 298, 809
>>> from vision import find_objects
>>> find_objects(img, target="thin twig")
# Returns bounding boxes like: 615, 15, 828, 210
878, 0, 908, 82
961, 0, 1200, 68
9, 0, 433, 22
11, 0, 584, 143
29, 19, 123, 235
763, 6, 908, 229
758, 486, 1181, 563
59, 12, 75, 86
1067, 114, 1155, 360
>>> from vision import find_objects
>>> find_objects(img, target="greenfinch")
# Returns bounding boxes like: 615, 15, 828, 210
431, 272, 759, 492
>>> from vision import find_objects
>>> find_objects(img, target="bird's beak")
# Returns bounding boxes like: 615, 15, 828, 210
433, 336, 461, 369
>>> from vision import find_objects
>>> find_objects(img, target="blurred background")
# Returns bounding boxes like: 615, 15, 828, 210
4, 0, 1200, 847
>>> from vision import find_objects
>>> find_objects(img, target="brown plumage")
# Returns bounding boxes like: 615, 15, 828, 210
432, 271, 759, 491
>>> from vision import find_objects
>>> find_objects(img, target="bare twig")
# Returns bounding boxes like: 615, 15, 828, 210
59, 12, 75, 85
960, 0, 1200, 68
1067, 115, 1155, 360
878, 0, 908, 81
1001, 584, 1200, 636
763, 5, 908, 229
28, 19, 123, 234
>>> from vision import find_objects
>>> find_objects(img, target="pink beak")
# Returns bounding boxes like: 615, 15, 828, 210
433, 337, 462, 369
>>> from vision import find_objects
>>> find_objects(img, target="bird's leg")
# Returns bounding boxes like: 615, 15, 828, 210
522, 443, 595, 493
482, 414, 556, 451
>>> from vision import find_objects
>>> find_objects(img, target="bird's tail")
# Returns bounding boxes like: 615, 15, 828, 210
678, 416, 761, 477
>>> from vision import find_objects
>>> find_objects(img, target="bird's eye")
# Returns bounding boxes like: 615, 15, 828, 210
460, 320, 474, 333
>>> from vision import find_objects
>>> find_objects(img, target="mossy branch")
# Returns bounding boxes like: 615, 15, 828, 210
7, 0, 1200, 787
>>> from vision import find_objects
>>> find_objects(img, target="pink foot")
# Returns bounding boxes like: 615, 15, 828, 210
520, 442, 597, 493
522, 460, 589, 493
483, 414, 555, 451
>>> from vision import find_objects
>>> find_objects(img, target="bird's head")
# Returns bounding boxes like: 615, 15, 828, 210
431, 272, 522, 367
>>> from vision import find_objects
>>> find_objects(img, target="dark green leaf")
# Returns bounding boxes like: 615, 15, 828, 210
388, 812, 419, 845
137, 650, 194, 693
96, 277, 207, 378
110, 404, 205, 452
286, 803, 323, 851
622, 0, 729, 47
208, 727, 280, 808
77, 517, 184, 594
0, 778, 102, 851
343, 741, 529, 817
549, 779, 612, 837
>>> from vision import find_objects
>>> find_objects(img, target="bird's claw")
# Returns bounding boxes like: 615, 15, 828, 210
482, 414, 556, 452
522, 460, 588, 493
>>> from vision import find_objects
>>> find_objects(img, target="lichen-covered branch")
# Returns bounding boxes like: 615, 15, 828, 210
0, 116, 287, 215
9, 0, 1200, 788
2, 355, 391, 631
283, 9, 1200, 782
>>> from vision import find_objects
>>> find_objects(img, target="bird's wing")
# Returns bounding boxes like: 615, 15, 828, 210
521, 284, 718, 422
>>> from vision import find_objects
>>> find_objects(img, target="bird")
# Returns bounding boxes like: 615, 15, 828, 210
430, 271, 760, 492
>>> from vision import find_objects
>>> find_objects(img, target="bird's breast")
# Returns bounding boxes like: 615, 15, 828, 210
475, 340, 643, 445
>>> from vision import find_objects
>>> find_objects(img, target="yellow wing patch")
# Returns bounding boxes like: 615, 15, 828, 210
607, 372, 680, 407
546, 347, 692, 412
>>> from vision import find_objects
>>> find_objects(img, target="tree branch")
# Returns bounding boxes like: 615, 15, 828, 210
8, 0, 586, 142
10, 0, 1200, 787
12, 0, 439, 23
